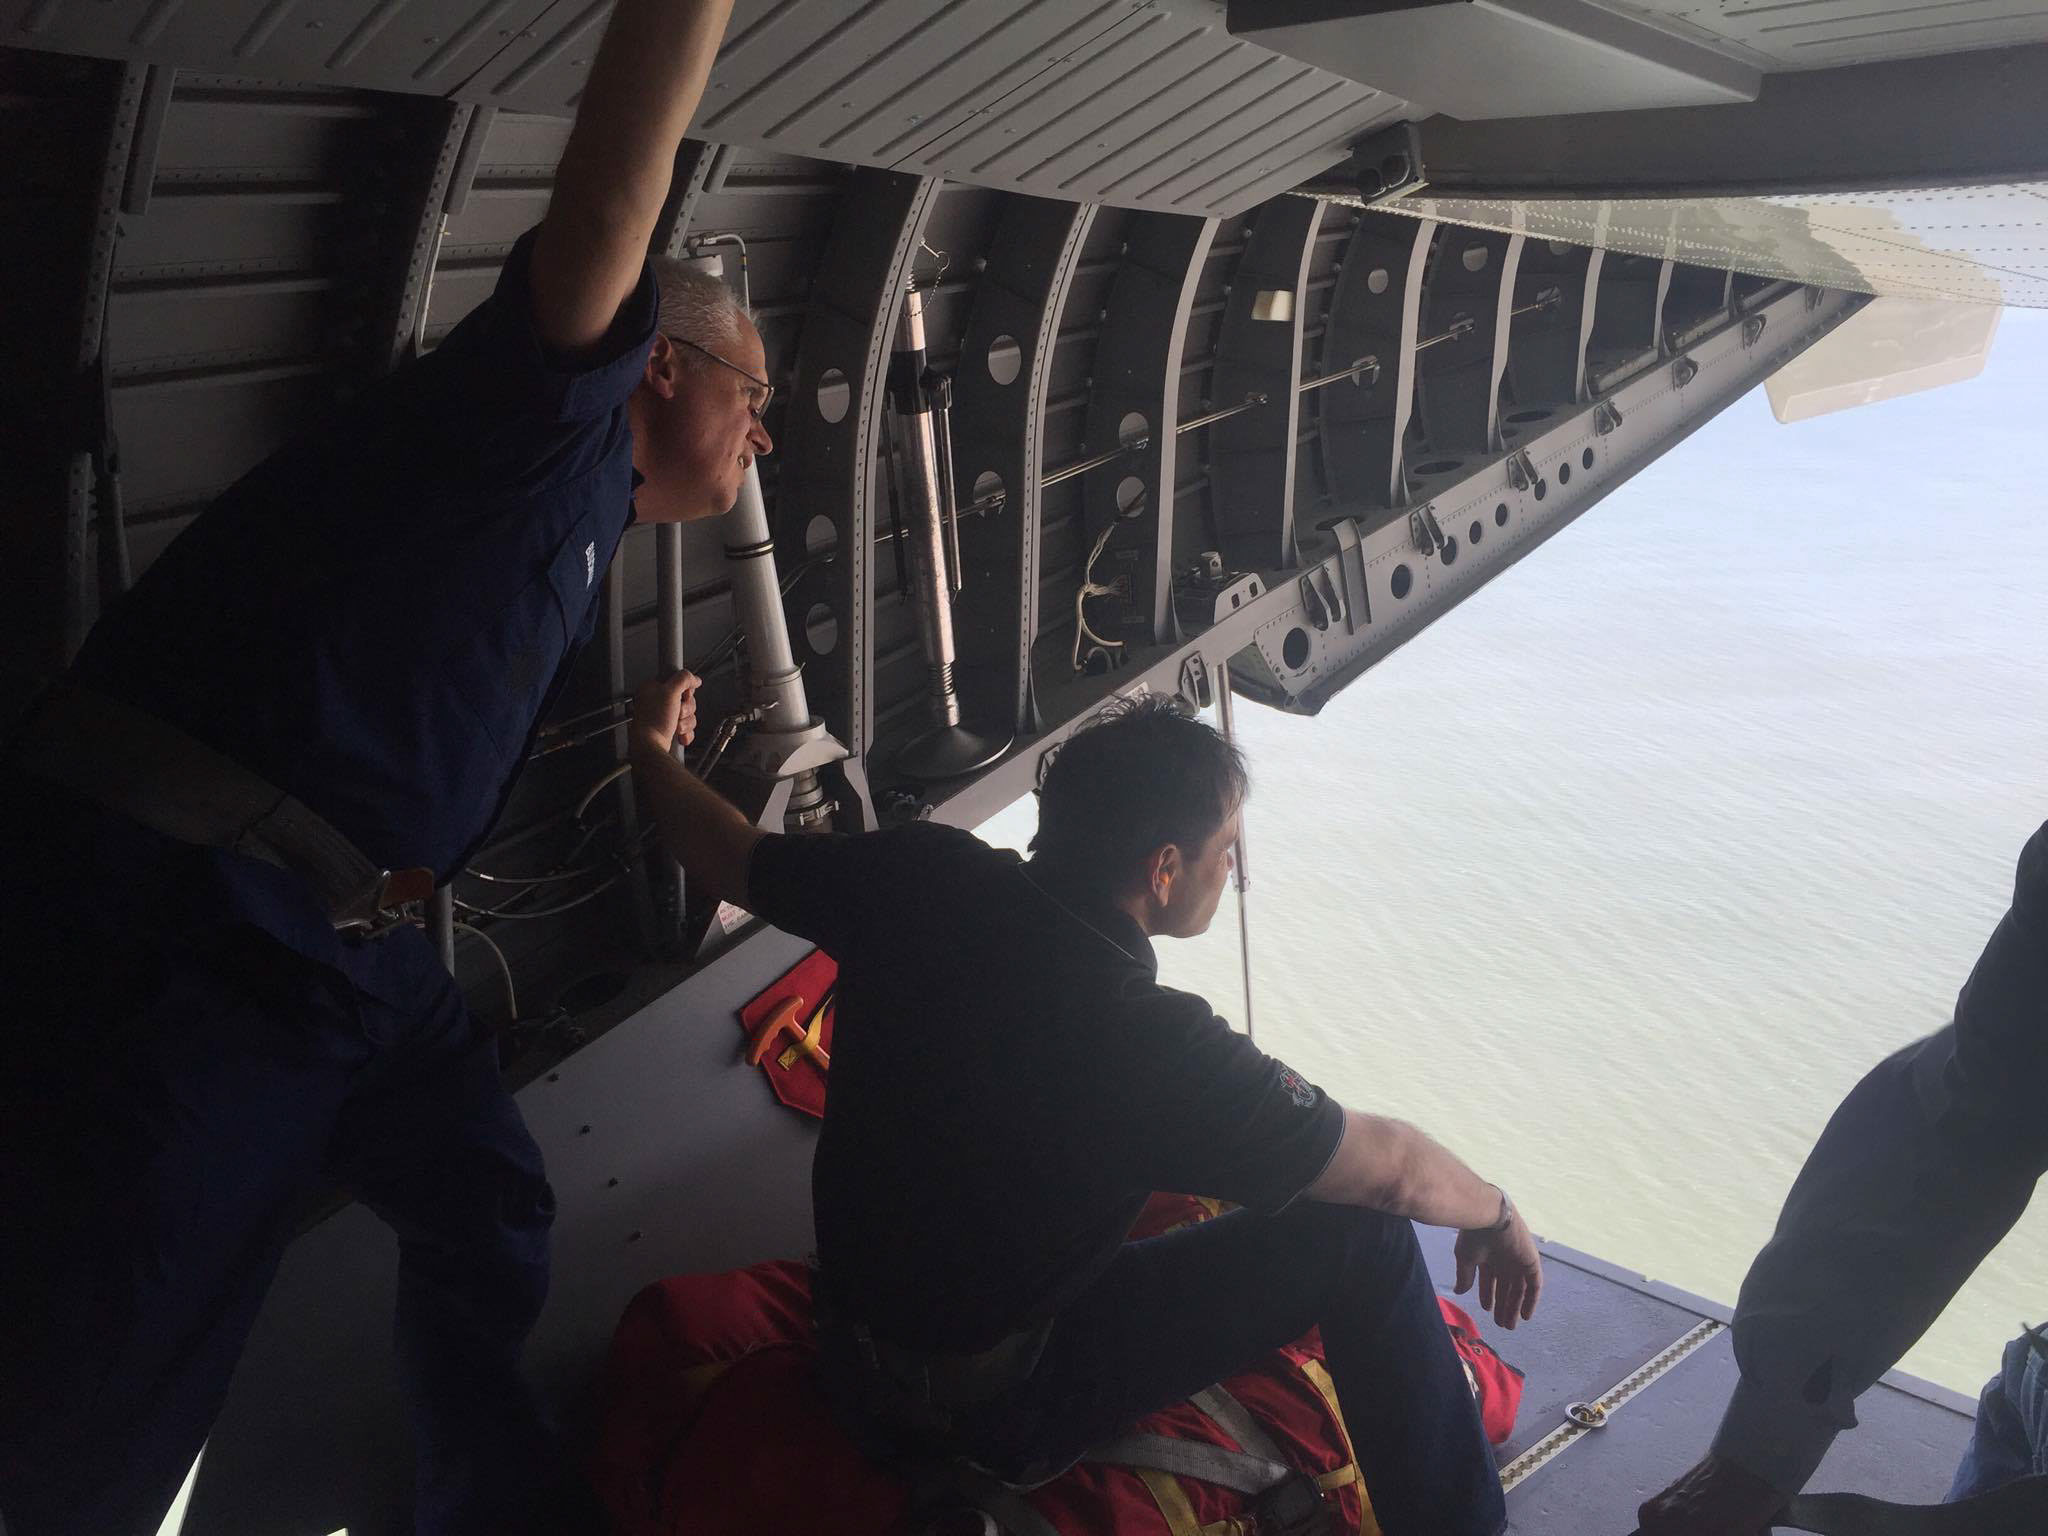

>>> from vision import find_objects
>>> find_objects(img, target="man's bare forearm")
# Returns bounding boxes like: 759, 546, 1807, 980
629, 734, 762, 908
532, 0, 735, 351
1306, 1109, 1505, 1229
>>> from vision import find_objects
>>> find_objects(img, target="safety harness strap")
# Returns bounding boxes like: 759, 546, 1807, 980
1190, 1385, 1288, 1465
1087, 1432, 1292, 1496
11, 684, 427, 925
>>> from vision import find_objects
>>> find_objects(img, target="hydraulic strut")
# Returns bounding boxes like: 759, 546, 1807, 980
883, 277, 1013, 782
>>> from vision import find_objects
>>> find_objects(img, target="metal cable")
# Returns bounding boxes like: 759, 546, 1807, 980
453, 853, 643, 922
450, 919, 518, 1019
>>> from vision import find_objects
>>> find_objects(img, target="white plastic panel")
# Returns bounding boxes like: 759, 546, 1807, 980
1367, 181, 2048, 305
1765, 293, 2001, 420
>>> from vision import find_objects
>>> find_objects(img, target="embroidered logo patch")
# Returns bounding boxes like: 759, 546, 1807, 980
1277, 1065, 1317, 1109
584, 541, 597, 587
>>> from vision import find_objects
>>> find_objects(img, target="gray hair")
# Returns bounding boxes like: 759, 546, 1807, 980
650, 255, 750, 354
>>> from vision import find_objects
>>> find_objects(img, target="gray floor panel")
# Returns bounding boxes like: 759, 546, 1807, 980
1505, 1328, 1973, 1534
188, 925, 824, 1536
1419, 1226, 1712, 1462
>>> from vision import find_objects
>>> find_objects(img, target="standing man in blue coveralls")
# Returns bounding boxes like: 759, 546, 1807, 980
0, 1, 763, 1531
1636, 818, 2048, 1534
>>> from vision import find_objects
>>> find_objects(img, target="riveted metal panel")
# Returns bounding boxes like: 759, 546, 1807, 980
1033, 207, 1126, 653
1502, 237, 1594, 414
947, 195, 1095, 735
905, 3, 1404, 213
1411, 225, 1513, 458
1317, 210, 1432, 512
5, 0, 560, 96
1209, 195, 1321, 572
1585, 249, 1668, 385
102, 76, 445, 545
1078, 211, 1216, 652
773, 168, 939, 762
1290, 201, 1357, 521
463, 0, 1411, 217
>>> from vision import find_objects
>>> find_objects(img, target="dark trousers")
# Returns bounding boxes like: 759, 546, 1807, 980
0, 797, 563, 1536
874, 1203, 1504, 1536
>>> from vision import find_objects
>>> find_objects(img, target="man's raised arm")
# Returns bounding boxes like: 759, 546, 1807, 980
530, 0, 735, 354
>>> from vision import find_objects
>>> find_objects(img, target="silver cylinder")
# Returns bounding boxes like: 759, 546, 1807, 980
650, 522, 687, 947
887, 285, 964, 731
656, 524, 686, 675
723, 461, 812, 729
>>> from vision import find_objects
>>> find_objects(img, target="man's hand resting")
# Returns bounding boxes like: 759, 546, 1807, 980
1634, 1454, 1785, 1535
631, 669, 700, 760
1453, 1204, 1543, 1330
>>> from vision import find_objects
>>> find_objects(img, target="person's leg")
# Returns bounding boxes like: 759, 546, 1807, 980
1949, 1328, 2048, 1500
983, 1200, 1500, 1536
335, 934, 577, 1536
0, 928, 363, 1536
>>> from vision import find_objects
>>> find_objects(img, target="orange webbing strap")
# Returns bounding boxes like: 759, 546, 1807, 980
1297, 1357, 1377, 1536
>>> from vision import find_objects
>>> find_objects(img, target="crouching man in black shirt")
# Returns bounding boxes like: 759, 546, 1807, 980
629, 678, 1540, 1535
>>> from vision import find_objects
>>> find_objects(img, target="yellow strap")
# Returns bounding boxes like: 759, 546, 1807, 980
1136, 1465, 1204, 1536
1299, 1356, 1379, 1536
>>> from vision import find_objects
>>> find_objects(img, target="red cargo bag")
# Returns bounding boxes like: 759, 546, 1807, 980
590, 1194, 1518, 1535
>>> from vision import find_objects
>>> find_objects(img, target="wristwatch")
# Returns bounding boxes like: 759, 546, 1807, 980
1487, 1185, 1515, 1233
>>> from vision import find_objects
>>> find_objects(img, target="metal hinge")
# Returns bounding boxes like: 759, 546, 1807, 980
1408, 505, 1447, 554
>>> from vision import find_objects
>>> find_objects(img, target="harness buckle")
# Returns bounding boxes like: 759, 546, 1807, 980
334, 866, 436, 936
1247, 1470, 1335, 1535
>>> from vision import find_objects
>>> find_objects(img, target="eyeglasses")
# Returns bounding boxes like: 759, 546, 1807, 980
669, 334, 773, 421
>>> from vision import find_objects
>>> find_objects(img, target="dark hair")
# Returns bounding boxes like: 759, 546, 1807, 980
1029, 693, 1248, 884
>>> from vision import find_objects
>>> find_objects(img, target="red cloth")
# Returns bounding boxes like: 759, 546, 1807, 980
736, 949, 837, 1118
1438, 1296, 1525, 1446
594, 1202, 1522, 1532
590, 1196, 1373, 1536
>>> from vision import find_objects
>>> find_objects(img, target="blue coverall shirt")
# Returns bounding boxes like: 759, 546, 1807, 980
72, 228, 658, 942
